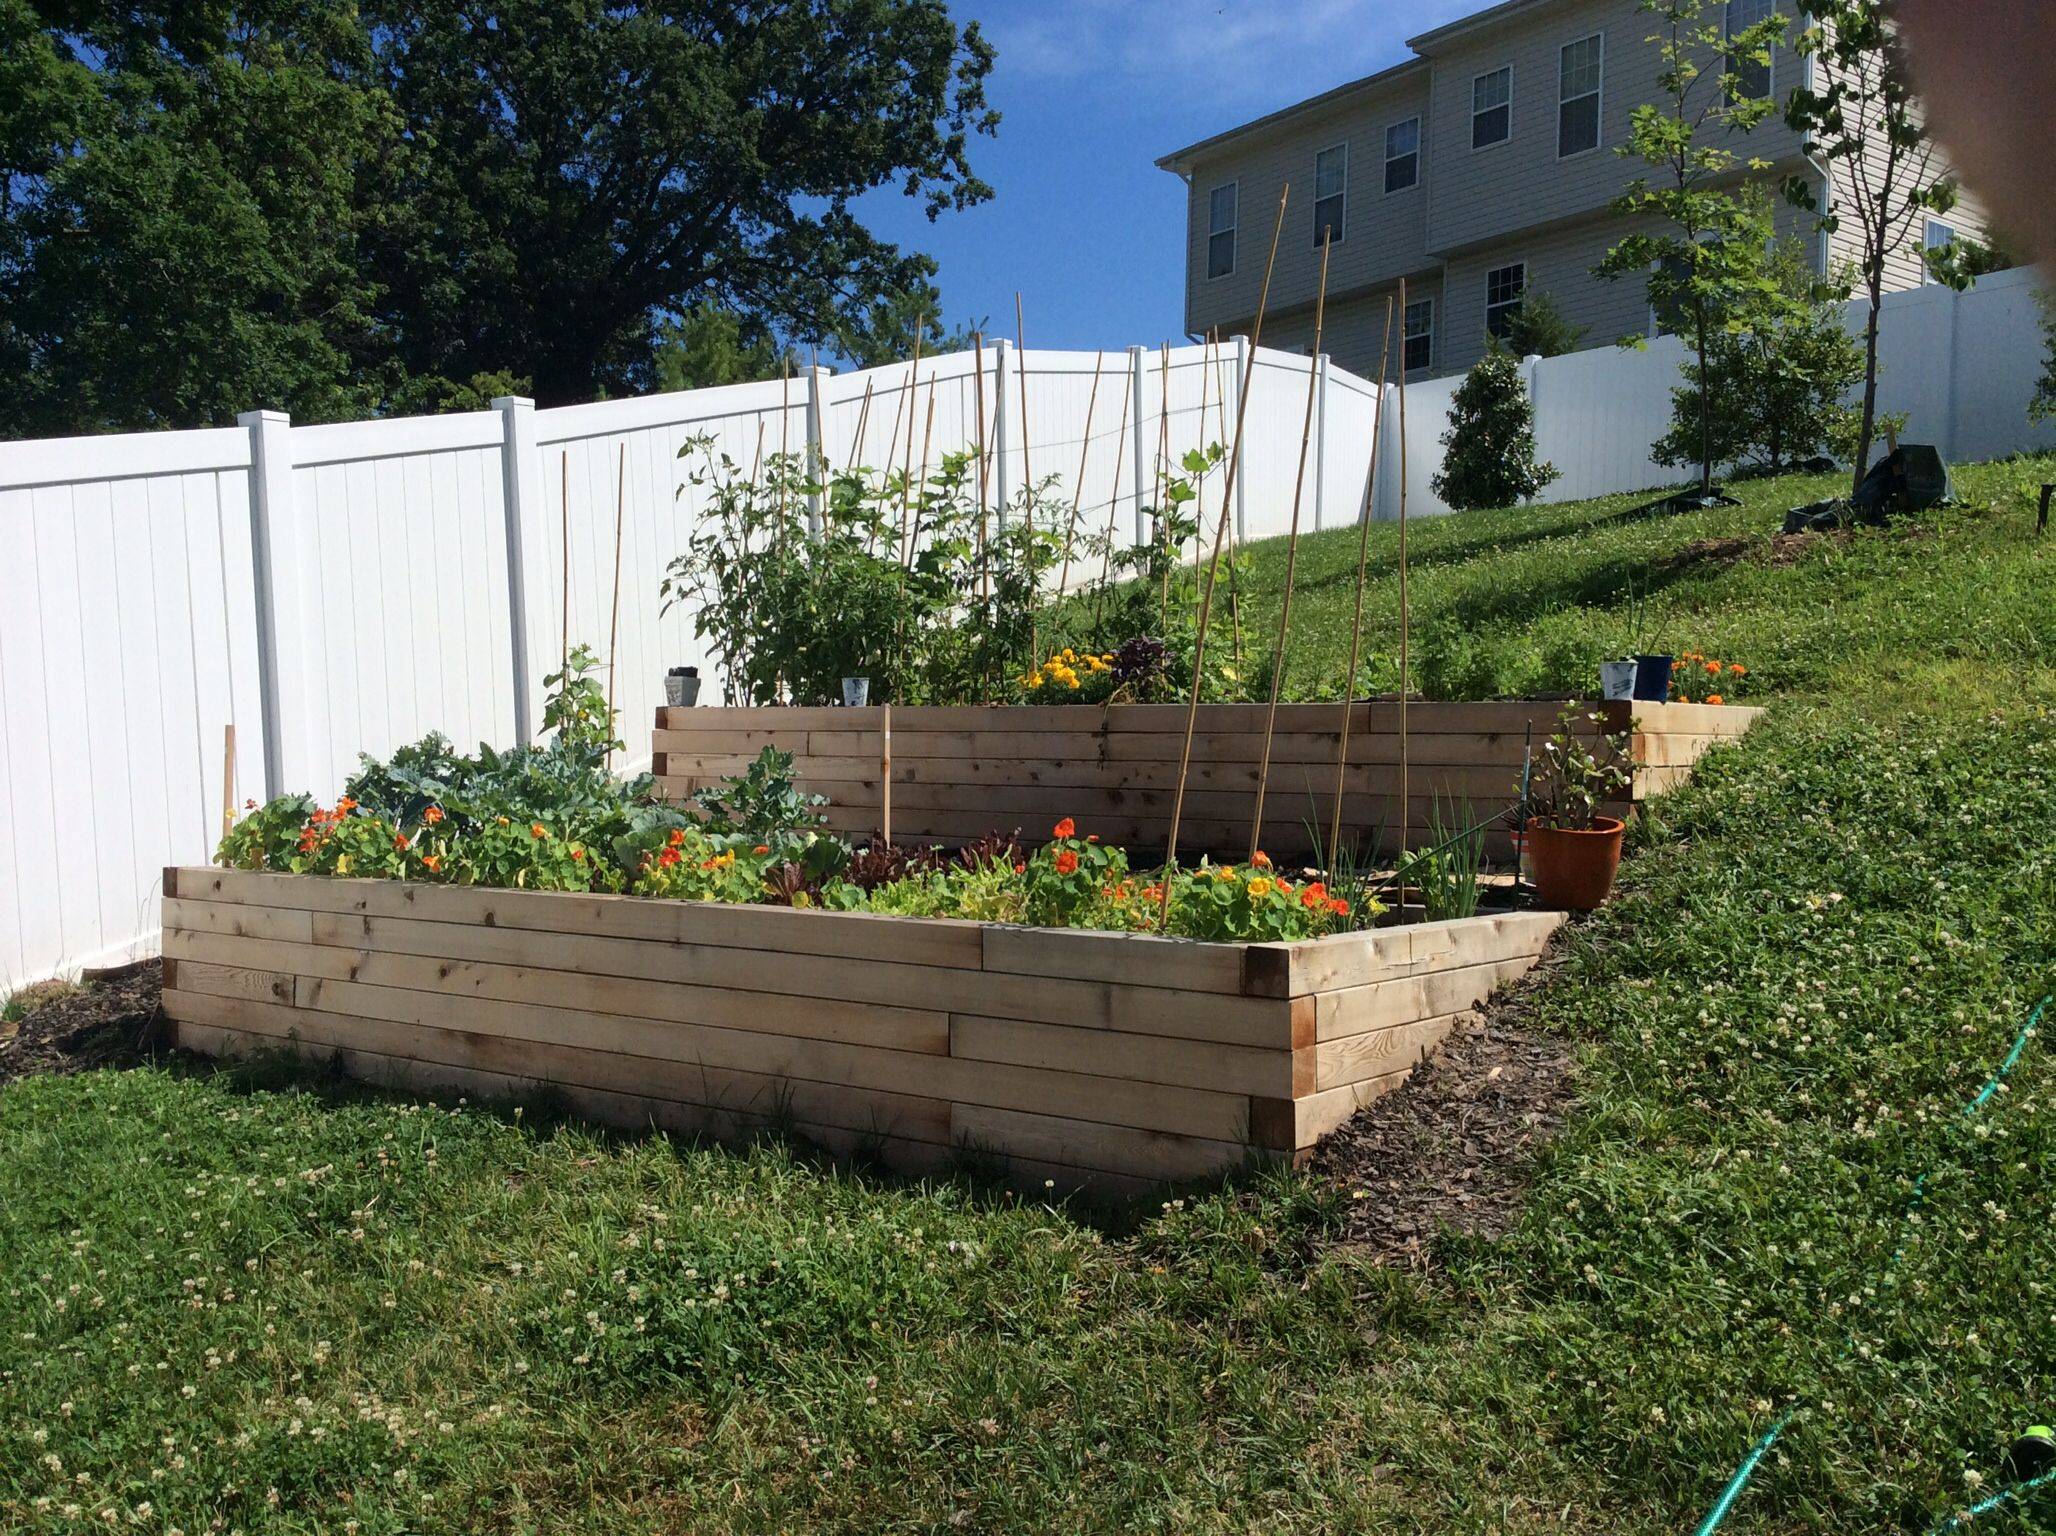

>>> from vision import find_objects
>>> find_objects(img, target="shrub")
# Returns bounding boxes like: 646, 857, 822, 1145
1430, 347, 1559, 512
1500, 289, 1587, 359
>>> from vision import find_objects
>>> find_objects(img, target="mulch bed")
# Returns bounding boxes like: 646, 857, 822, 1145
0, 961, 164, 1087
1309, 963, 1576, 1269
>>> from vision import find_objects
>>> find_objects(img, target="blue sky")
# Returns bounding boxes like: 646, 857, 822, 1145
853, 0, 1481, 351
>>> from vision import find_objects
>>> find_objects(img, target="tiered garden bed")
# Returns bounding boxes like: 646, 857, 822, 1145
651, 699, 1761, 859
161, 867, 1563, 1191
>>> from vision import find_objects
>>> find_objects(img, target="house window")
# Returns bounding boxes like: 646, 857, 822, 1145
1473, 66, 1513, 148
1650, 252, 1692, 336
1559, 35, 1603, 156
1485, 262, 1526, 340
1924, 218, 1957, 283
1725, 0, 1775, 100
1384, 117, 1420, 194
1313, 144, 1347, 247
1404, 297, 1435, 373
1207, 182, 1237, 279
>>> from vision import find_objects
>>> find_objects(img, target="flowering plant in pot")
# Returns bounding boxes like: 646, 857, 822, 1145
1521, 707, 1634, 911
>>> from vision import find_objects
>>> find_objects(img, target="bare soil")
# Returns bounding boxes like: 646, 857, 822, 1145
0, 961, 164, 1086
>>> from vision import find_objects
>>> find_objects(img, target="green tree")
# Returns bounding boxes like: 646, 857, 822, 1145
1501, 290, 1588, 358
1652, 235, 1863, 477
364, 0, 997, 405
1431, 346, 1560, 512
1783, 0, 1961, 496
0, 1, 398, 433
651, 305, 796, 394
1596, 0, 1793, 497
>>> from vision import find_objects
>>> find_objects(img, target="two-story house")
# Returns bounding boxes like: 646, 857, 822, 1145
1158, 0, 1986, 381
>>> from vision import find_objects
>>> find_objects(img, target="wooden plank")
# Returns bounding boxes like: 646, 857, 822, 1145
1313, 956, 1541, 1042
171, 1017, 959, 1174
795, 776, 1527, 821
178, 867, 984, 970
660, 749, 1535, 791
1315, 1013, 1469, 1092
949, 1013, 1306, 1097
294, 910, 1298, 1049
980, 924, 1250, 995
1285, 911, 1563, 995
168, 989, 955, 1145
168, 959, 295, 1005
162, 896, 315, 945
951, 1103, 1255, 1185
1271, 1065, 1416, 1150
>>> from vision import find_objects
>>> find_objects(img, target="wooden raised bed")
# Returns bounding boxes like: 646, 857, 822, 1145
652, 699, 1762, 859
160, 867, 1565, 1193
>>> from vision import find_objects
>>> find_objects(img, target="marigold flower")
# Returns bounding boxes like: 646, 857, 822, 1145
1054, 849, 1079, 875
1731, 664, 1747, 677
1705, 660, 1721, 675
1707, 694, 1724, 706
1052, 817, 1076, 840
1247, 876, 1275, 898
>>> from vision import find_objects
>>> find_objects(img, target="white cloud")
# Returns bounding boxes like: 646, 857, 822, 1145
989, 0, 1482, 104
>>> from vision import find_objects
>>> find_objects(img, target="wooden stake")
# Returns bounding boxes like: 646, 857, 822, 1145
881, 702, 893, 847
1158, 182, 1290, 929
904, 389, 937, 569
604, 441, 627, 766
1156, 341, 1173, 632
844, 378, 875, 472
1327, 296, 1396, 875
220, 723, 237, 840
559, 450, 571, 681
1057, 349, 1105, 594
898, 315, 926, 550
1091, 365, 1135, 629
1248, 235, 1334, 864
1397, 275, 1412, 869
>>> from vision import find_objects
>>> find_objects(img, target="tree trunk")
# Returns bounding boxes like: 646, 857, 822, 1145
1852, 273, 1885, 501
1694, 298, 1714, 497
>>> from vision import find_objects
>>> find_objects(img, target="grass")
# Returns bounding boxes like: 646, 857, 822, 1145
5, 460, 2056, 1532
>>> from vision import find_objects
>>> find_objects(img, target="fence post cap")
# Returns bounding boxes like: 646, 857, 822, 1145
489, 395, 536, 411
235, 409, 290, 427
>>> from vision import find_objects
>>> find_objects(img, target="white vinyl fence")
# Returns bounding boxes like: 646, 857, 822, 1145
5, 265, 2050, 990
0, 340, 1378, 989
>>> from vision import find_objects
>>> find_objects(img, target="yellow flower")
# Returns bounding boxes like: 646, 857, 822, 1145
1247, 876, 1275, 898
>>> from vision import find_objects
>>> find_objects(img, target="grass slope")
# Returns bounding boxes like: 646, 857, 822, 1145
4, 462, 2055, 1534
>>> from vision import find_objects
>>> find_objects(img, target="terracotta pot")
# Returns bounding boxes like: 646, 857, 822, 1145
1524, 816, 1625, 911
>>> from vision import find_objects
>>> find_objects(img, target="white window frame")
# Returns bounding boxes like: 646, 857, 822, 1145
1724, 0, 1775, 102
1472, 65, 1514, 150
1313, 143, 1348, 248
1404, 296, 1435, 373
1923, 218, 1958, 284
1206, 181, 1238, 281
1485, 261, 1527, 340
1384, 116, 1420, 195
1557, 33, 1604, 159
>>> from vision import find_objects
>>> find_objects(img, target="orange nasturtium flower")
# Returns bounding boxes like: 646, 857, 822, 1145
421, 854, 441, 873
1301, 881, 1329, 909
752, 844, 770, 856
1054, 849, 1080, 875
667, 828, 687, 848
1052, 817, 1077, 840
1730, 664, 1748, 677
530, 822, 547, 839
392, 834, 408, 851
1707, 694, 1724, 706
423, 805, 445, 825
1328, 897, 1350, 916
1251, 850, 1272, 869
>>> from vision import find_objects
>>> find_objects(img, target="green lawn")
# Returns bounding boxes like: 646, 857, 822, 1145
5, 461, 2055, 1533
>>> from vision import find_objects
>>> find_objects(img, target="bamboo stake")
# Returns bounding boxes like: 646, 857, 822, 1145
559, 451, 571, 680
1015, 293, 1037, 666
604, 441, 628, 767
1248, 235, 1334, 865
778, 359, 792, 517
1190, 331, 1215, 604
1156, 341, 1173, 632
1057, 349, 1105, 594
1397, 275, 1412, 873
898, 314, 926, 536
904, 389, 937, 569
972, 333, 992, 608
1091, 365, 1135, 631
1157, 183, 1290, 929
1327, 296, 1396, 875
881, 703, 893, 847
844, 378, 875, 472
220, 724, 236, 840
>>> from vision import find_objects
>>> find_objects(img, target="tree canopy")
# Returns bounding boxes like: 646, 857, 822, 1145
0, 0, 997, 434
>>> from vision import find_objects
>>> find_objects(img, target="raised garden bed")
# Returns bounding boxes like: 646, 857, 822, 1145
160, 866, 1564, 1192
652, 699, 1761, 860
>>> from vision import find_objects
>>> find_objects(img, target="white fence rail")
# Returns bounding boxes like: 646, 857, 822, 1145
5, 265, 2050, 989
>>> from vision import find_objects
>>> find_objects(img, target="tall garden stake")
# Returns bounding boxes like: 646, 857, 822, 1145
604, 441, 627, 765
1058, 349, 1104, 594
1327, 297, 1396, 875
844, 379, 874, 472
220, 723, 236, 840
1155, 341, 1173, 632
897, 314, 926, 550
1396, 275, 1412, 871
881, 703, 893, 848
1157, 183, 1290, 931
1091, 365, 1134, 633
1248, 235, 1334, 864
1016, 294, 1038, 666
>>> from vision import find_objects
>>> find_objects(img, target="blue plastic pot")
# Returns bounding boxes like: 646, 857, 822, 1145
1632, 654, 1673, 702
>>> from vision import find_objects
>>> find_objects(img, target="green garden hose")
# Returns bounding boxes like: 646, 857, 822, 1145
1690, 993, 2050, 1536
